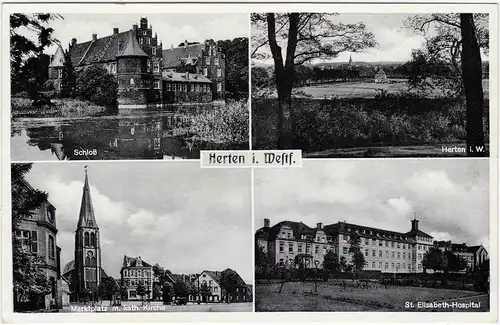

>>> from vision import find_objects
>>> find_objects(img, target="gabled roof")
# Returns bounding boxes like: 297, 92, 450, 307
162, 71, 212, 84
467, 245, 483, 253
405, 229, 433, 239
267, 221, 316, 240
375, 69, 387, 78
49, 43, 65, 67
202, 270, 222, 285
255, 226, 270, 240
162, 43, 204, 68
122, 255, 152, 267
116, 30, 148, 58
69, 30, 147, 66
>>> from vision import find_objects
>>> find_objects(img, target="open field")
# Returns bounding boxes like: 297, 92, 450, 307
255, 282, 489, 312
295, 79, 489, 99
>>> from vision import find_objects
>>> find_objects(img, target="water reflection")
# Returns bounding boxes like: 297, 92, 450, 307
11, 111, 245, 160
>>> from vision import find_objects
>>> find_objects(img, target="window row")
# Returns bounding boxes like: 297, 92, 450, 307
363, 249, 414, 260
279, 241, 333, 255
165, 83, 211, 93
366, 261, 412, 271
205, 57, 220, 66
123, 269, 151, 277
124, 279, 151, 287
84, 232, 97, 247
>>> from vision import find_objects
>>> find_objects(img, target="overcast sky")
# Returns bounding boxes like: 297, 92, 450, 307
36, 13, 248, 54
252, 13, 489, 64
255, 160, 490, 251
25, 162, 252, 283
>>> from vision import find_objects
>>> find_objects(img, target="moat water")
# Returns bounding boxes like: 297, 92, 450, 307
11, 105, 242, 160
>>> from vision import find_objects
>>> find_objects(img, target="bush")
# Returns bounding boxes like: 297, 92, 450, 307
75, 66, 118, 106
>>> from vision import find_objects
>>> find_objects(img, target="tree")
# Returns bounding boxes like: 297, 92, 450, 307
403, 14, 488, 155
219, 268, 241, 303
199, 282, 211, 301
460, 14, 486, 157
136, 282, 146, 304
252, 13, 376, 148
216, 37, 249, 100
422, 247, 445, 273
60, 49, 76, 98
445, 251, 468, 274
347, 235, 365, 272
10, 14, 61, 96
322, 250, 340, 277
473, 259, 489, 292
75, 65, 118, 106
11, 164, 52, 311
98, 276, 118, 301
173, 280, 189, 298
255, 242, 269, 270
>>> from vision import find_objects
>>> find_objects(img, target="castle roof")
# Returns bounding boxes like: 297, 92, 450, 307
122, 255, 152, 268
77, 167, 98, 229
49, 43, 65, 67
162, 71, 212, 84
162, 43, 204, 68
68, 30, 146, 66
116, 30, 149, 58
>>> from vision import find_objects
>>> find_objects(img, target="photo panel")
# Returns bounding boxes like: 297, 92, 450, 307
11, 13, 250, 161
251, 13, 490, 158
254, 159, 490, 312
10, 162, 252, 313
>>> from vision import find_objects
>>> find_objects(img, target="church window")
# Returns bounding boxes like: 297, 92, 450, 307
90, 233, 96, 247
48, 235, 55, 259
217, 82, 222, 92
130, 78, 135, 85
152, 47, 157, 55
58, 69, 63, 78
84, 232, 90, 246
217, 68, 221, 77
91, 257, 96, 266
206, 57, 210, 65
203, 68, 207, 77
85, 256, 90, 266
153, 62, 159, 73
214, 58, 219, 66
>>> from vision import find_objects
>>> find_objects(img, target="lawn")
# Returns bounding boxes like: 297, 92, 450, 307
256, 282, 489, 312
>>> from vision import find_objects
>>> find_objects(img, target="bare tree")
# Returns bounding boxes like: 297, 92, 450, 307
460, 14, 486, 156
252, 13, 376, 149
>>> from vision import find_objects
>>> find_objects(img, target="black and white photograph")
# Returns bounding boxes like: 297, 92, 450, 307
254, 160, 490, 312
11, 13, 249, 160
251, 13, 490, 157
11, 162, 252, 312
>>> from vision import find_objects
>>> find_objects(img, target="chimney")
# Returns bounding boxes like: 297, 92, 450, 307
264, 218, 270, 228
317, 222, 323, 230
170, 44, 173, 50
184, 39, 188, 48
92, 34, 97, 41
411, 218, 419, 232
71, 38, 77, 46
113, 28, 119, 35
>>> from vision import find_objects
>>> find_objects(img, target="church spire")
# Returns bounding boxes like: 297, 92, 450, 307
77, 166, 98, 228
348, 54, 353, 66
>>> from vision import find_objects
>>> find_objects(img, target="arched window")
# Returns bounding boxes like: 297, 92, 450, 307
90, 233, 96, 247
124, 270, 128, 277
85, 256, 91, 266
91, 257, 96, 266
84, 232, 89, 246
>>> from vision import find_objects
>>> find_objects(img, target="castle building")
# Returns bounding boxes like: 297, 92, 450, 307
120, 255, 154, 300
63, 167, 106, 302
257, 218, 444, 274
48, 17, 220, 108
13, 179, 62, 310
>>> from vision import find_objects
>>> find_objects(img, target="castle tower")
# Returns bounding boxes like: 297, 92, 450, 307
74, 166, 102, 300
116, 30, 151, 109
48, 43, 65, 93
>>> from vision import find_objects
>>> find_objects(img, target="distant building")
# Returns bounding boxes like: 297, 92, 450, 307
48, 17, 223, 108
194, 269, 249, 303
374, 68, 387, 83
120, 255, 154, 300
13, 179, 61, 310
434, 241, 489, 272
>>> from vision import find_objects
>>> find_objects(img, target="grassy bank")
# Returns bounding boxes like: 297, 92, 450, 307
11, 97, 109, 118
252, 97, 489, 152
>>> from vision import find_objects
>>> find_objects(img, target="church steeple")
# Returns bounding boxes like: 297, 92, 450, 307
77, 166, 98, 228
348, 54, 353, 67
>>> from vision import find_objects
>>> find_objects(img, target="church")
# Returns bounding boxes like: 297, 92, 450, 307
62, 167, 107, 302
48, 17, 225, 108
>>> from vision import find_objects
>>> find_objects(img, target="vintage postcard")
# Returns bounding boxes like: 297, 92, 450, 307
1, 2, 498, 324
